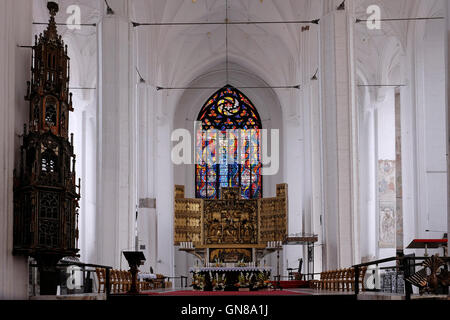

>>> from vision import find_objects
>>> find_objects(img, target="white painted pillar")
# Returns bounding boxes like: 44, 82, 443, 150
96, 0, 136, 269
320, 3, 360, 269
446, 0, 450, 247
155, 92, 175, 277
0, 0, 32, 299
75, 100, 98, 264
136, 82, 158, 273
303, 23, 324, 274
358, 94, 377, 261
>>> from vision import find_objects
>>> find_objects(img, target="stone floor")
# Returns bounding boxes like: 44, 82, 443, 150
30, 293, 106, 300
28, 288, 450, 300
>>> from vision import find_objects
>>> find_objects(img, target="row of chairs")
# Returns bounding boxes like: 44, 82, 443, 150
95, 268, 151, 293
311, 267, 368, 292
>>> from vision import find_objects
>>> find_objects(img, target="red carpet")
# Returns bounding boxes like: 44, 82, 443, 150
142, 290, 309, 296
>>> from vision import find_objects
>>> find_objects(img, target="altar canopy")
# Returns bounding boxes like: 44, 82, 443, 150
173, 184, 288, 265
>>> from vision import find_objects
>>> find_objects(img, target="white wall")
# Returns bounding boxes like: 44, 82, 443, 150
0, 0, 32, 299
411, 18, 447, 251
356, 0, 448, 262
377, 89, 396, 161
403, 4, 448, 256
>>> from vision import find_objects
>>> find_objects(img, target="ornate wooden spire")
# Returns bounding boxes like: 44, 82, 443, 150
14, 1, 81, 295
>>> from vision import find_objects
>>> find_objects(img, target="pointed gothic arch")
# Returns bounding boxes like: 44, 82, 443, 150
195, 86, 263, 199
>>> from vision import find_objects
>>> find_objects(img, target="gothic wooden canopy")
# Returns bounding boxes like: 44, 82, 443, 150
13, 2, 80, 271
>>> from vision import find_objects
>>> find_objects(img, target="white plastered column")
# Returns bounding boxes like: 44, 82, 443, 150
320, 1, 360, 269
135, 81, 158, 273
300, 22, 324, 274
96, 0, 136, 269
446, 0, 450, 247
0, 0, 32, 299
358, 86, 377, 262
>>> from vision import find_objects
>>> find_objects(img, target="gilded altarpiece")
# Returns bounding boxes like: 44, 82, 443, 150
174, 184, 288, 264
174, 186, 203, 245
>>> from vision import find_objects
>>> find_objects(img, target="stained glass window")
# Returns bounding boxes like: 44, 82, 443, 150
195, 86, 262, 199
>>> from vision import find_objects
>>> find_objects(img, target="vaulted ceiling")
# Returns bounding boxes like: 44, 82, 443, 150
131, 0, 322, 88
31, 0, 444, 102
354, 0, 445, 89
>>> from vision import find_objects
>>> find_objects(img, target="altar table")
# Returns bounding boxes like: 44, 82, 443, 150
138, 273, 157, 281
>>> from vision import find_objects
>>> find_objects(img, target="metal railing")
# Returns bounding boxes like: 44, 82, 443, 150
352, 255, 450, 300
166, 276, 189, 288
29, 260, 113, 299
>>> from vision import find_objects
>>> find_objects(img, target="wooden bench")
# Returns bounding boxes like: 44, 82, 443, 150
312, 267, 367, 292
95, 268, 150, 293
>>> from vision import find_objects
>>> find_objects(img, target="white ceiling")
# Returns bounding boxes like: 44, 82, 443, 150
31, 0, 446, 102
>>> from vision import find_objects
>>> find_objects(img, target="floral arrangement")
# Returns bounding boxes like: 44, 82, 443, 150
236, 259, 246, 267
213, 259, 223, 268
253, 272, 273, 290
211, 273, 226, 291
192, 272, 206, 291
236, 272, 251, 288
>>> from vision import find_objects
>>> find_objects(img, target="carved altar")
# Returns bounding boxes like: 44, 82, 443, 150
174, 184, 288, 265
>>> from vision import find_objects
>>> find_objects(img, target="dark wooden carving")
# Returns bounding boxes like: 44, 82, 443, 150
406, 255, 450, 295
13, 2, 80, 295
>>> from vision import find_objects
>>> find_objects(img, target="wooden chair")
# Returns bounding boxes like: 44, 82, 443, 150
310, 273, 321, 289
359, 266, 368, 292
109, 270, 115, 293
327, 270, 336, 291
111, 270, 120, 293
154, 274, 165, 289
335, 269, 343, 291
118, 271, 124, 292
118, 270, 126, 292
342, 269, 349, 291
122, 271, 130, 292
116, 270, 122, 293
327, 270, 334, 291
342, 268, 352, 292
140, 280, 150, 291
313, 272, 321, 289
332, 270, 340, 291
323, 271, 330, 290
95, 268, 106, 293
122, 271, 128, 292
317, 272, 324, 289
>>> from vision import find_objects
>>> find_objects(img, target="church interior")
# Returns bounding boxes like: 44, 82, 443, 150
0, 0, 449, 301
